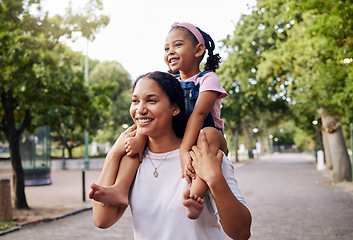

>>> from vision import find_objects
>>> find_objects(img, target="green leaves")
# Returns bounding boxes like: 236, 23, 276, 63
220, 0, 291, 139
89, 61, 133, 143
224, 0, 353, 136
64, 0, 109, 41
0, 0, 110, 133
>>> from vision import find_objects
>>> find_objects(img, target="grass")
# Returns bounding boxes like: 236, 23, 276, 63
0, 221, 17, 232
51, 145, 107, 159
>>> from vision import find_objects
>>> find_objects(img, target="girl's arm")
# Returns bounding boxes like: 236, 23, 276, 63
180, 90, 218, 181
190, 130, 252, 240
89, 125, 137, 229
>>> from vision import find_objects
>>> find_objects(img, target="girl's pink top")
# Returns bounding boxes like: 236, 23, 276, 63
184, 72, 228, 130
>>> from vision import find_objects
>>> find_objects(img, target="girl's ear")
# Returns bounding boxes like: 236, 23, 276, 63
195, 43, 206, 58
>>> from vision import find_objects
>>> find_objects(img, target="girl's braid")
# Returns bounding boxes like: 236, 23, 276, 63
197, 27, 221, 72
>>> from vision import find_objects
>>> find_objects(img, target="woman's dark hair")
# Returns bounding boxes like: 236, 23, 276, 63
171, 26, 222, 72
133, 71, 186, 138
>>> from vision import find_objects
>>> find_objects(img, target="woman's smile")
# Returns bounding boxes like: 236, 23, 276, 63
136, 118, 153, 125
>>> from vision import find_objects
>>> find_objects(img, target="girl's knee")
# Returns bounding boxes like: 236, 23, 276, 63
200, 127, 220, 139
197, 127, 227, 155
198, 127, 225, 154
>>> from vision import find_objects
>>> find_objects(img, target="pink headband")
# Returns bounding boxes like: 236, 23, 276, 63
171, 22, 205, 45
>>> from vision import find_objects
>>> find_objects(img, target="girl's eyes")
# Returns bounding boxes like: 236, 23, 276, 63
164, 42, 183, 52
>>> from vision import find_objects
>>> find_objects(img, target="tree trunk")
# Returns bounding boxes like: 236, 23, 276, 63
319, 108, 352, 181
321, 131, 332, 169
1, 90, 30, 209
231, 127, 239, 162
315, 129, 324, 151
247, 127, 254, 159
325, 126, 351, 181
9, 132, 30, 209
67, 146, 73, 159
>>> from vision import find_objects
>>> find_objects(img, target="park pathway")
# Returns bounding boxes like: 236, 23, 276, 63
2, 153, 353, 240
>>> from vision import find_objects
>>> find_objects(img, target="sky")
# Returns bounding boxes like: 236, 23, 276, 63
41, 0, 256, 79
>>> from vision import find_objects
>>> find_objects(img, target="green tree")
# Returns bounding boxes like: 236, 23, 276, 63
89, 61, 133, 144
256, 0, 352, 181
0, 0, 109, 209
47, 52, 101, 159
220, 3, 290, 160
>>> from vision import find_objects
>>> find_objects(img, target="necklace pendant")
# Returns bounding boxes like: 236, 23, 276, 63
153, 169, 158, 178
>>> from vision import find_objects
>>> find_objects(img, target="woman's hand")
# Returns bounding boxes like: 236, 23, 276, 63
189, 130, 223, 185
190, 131, 251, 240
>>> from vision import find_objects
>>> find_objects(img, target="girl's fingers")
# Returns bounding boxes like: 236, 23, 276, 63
184, 169, 192, 184
187, 163, 194, 173
185, 166, 196, 180
124, 124, 137, 136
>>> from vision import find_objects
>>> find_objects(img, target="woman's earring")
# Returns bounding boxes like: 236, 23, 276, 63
173, 109, 180, 116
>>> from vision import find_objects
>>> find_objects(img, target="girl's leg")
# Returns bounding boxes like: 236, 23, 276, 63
90, 154, 140, 207
183, 127, 227, 219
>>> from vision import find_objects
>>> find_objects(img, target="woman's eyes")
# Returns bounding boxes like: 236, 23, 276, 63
131, 99, 157, 103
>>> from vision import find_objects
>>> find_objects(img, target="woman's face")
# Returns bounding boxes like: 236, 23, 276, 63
130, 77, 179, 138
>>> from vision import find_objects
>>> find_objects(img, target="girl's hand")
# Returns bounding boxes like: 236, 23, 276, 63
125, 128, 147, 162
189, 130, 223, 184
180, 149, 195, 184
108, 125, 137, 159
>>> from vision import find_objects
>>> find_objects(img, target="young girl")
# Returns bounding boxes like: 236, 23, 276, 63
89, 22, 228, 220
164, 22, 228, 219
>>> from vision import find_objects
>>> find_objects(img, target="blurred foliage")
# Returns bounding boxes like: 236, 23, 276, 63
0, 0, 109, 208
89, 61, 133, 143
220, 0, 353, 151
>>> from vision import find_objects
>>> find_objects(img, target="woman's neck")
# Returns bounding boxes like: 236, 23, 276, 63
148, 134, 181, 153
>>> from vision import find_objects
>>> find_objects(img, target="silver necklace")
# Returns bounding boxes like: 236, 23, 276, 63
147, 141, 180, 178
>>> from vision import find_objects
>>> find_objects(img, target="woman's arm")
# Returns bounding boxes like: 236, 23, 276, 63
89, 125, 137, 229
190, 130, 252, 240
180, 90, 218, 182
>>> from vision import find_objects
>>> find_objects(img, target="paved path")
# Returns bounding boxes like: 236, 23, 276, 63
1, 208, 134, 240
1, 153, 353, 239
239, 153, 353, 240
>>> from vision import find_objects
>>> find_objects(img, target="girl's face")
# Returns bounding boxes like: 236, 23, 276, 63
130, 77, 179, 138
164, 28, 201, 73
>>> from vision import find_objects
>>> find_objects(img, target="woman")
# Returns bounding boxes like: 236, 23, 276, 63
89, 71, 251, 240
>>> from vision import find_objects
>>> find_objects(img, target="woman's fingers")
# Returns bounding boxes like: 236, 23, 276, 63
199, 129, 210, 151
